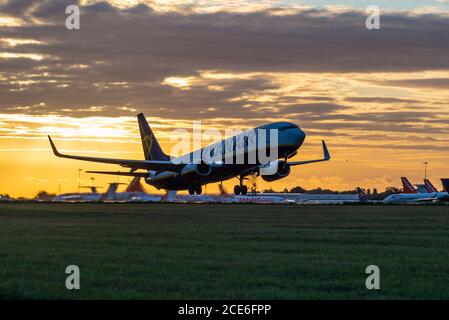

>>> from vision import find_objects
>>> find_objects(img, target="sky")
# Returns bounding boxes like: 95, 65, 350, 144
0, 0, 448, 197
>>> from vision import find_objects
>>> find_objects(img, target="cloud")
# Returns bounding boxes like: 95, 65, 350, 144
0, 2, 447, 152
0, 0, 36, 16
344, 97, 419, 104
0, 3, 448, 74
372, 78, 449, 90
280, 103, 347, 114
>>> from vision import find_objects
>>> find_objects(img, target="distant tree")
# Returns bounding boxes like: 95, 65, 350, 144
308, 187, 338, 194
308, 187, 323, 194
260, 185, 401, 199
355, 187, 366, 194
35, 190, 56, 201
290, 186, 307, 193
385, 187, 401, 195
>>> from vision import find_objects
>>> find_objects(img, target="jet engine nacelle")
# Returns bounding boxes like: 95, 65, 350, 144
261, 160, 291, 182
181, 162, 212, 177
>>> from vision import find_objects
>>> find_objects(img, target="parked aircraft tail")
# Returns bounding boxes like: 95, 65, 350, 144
80, 185, 102, 194
125, 177, 145, 193
424, 179, 438, 193
100, 183, 121, 201
137, 113, 169, 161
416, 184, 429, 193
163, 190, 177, 202
401, 177, 417, 194
441, 179, 449, 192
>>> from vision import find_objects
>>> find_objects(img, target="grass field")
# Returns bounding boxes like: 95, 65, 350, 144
0, 202, 449, 299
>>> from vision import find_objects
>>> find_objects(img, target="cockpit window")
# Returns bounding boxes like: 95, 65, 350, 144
279, 125, 297, 132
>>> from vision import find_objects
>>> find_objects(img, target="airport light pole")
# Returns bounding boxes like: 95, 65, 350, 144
78, 169, 82, 193
423, 162, 428, 180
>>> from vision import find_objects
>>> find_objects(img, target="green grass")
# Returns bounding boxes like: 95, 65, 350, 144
0, 202, 448, 299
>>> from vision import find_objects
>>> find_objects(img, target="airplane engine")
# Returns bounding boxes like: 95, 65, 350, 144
181, 162, 212, 177
261, 160, 291, 182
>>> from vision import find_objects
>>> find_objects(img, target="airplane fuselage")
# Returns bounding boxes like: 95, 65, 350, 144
383, 192, 449, 203
147, 122, 305, 190
48, 114, 329, 195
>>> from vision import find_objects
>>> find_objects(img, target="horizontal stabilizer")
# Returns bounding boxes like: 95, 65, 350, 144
85, 171, 149, 178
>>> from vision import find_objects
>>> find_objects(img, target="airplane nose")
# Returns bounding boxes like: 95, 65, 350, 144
292, 127, 305, 147
283, 127, 305, 148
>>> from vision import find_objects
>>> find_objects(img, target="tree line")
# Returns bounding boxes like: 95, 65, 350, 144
262, 186, 402, 200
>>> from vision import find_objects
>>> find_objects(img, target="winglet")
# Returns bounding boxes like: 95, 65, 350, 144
48, 135, 62, 157
288, 140, 331, 166
322, 140, 330, 160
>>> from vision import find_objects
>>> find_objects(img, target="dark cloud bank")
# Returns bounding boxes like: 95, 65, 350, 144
0, 1, 448, 138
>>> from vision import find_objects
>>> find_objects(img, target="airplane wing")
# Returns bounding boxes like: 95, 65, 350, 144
48, 136, 183, 171
288, 140, 330, 166
85, 171, 150, 177
415, 198, 438, 202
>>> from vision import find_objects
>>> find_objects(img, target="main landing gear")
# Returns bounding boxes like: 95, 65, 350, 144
234, 176, 248, 195
188, 185, 202, 195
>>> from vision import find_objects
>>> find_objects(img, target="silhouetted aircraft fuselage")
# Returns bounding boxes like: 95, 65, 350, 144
49, 114, 330, 195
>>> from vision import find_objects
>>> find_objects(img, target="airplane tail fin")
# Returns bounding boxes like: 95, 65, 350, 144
424, 179, 438, 193
137, 113, 169, 161
401, 177, 417, 194
163, 190, 177, 202
441, 179, 449, 192
101, 183, 120, 201
125, 177, 145, 193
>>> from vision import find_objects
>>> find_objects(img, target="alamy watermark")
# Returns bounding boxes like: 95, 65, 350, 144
66, 5, 80, 30
366, 5, 380, 30
168, 123, 280, 166
65, 265, 80, 290
65, 4, 380, 31
152, 124, 288, 176
365, 265, 380, 290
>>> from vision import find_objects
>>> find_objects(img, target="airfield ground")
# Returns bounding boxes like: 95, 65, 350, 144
0, 203, 448, 299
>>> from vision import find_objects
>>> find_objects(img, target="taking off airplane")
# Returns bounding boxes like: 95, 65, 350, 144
48, 113, 330, 195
